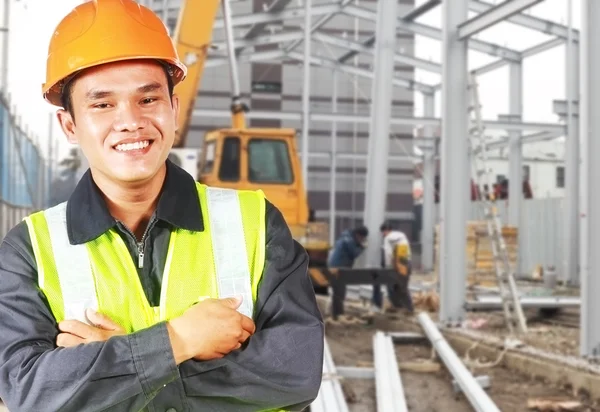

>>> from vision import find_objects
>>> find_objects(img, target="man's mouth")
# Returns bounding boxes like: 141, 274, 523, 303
113, 140, 152, 152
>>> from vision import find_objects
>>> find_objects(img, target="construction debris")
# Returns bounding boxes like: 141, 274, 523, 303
527, 398, 583, 411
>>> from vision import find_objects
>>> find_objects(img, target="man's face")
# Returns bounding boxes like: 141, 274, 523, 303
57, 60, 180, 184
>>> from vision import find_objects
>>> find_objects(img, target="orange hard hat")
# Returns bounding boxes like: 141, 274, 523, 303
42, 0, 187, 107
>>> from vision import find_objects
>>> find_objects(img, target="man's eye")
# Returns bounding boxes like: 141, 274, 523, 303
142, 98, 157, 104
94, 103, 110, 109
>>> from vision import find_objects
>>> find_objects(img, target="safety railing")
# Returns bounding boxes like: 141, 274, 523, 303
0, 199, 32, 241
0, 93, 51, 242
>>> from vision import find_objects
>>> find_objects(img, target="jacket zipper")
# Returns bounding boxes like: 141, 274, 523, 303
120, 219, 154, 269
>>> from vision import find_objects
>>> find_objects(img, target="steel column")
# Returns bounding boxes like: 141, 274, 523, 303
507, 63, 523, 227
1, 0, 9, 95
301, 0, 311, 190
439, 0, 469, 325
362, 0, 398, 267
580, 0, 600, 358
329, 70, 338, 245
507, 63, 523, 275
564, 0, 579, 286
422, 93, 436, 272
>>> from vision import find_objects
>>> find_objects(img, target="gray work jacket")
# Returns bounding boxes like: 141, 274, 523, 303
0, 160, 324, 412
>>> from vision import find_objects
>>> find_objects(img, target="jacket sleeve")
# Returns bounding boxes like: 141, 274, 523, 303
342, 236, 364, 262
0, 223, 180, 412
177, 201, 325, 411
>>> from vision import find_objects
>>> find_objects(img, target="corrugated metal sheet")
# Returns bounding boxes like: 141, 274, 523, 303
434, 198, 565, 275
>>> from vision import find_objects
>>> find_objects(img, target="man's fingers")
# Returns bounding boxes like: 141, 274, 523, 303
86, 309, 123, 332
240, 315, 256, 335
58, 319, 95, 339
56, 333, 85, 348
239, 330, 251, 343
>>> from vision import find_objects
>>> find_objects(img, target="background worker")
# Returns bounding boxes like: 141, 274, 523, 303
0, 1, 324, 411
372, 221, 414, 314
326, 226, 369, 322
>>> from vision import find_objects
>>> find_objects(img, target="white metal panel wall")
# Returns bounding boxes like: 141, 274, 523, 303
433, 198, 565, 275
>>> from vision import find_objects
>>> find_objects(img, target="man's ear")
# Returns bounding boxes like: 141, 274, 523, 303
171, 93, 180, 131
56, 109, 77, 144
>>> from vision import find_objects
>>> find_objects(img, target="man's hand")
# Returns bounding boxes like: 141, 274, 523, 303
167, 295, 256, 365
56, 309, 126, 347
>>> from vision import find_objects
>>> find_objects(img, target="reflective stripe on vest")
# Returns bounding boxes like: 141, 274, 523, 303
25, 183, 266, 330
205, 187, 253, 318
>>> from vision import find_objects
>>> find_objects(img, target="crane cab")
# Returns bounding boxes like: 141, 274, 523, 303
197, 127, 309, 227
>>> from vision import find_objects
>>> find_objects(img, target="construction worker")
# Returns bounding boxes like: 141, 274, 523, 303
326, 226, 368, 322
372, 221, 414, 314
0, 1, 323, 411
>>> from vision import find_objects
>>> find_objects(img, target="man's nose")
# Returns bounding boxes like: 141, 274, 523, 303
113, 103, 148, 132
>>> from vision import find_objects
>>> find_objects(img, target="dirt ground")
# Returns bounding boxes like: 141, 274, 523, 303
318, 295, 597, 412
411, 271, 583, 359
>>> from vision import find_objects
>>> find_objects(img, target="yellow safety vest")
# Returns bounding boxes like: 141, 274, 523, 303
24, 182, 266, 331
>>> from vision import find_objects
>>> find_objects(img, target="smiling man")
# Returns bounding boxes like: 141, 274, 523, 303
0, 1, 324, 411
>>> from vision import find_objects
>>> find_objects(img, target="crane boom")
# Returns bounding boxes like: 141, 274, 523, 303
171, 0, 222, 147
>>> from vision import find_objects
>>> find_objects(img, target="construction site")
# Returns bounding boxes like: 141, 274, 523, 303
0, 0, 598, 411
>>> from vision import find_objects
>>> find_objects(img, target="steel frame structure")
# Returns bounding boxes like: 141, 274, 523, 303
149, 0, 594, 358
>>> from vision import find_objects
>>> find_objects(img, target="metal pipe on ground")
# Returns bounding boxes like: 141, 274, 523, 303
417, 312, 501, 412
373, 331, 408, 412
310, 338, 350, 412
466, 295, 580, 310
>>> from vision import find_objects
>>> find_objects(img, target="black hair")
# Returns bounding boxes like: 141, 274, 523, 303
60, 63, 175, 123
379, 221, 394, 232
353, 226, 369, 238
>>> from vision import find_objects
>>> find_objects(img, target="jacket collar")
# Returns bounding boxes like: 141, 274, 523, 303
66, 159, 204, 245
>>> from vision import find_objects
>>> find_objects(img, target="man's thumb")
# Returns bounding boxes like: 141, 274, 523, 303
86, 308, 121, 331
221, 295, 243, 309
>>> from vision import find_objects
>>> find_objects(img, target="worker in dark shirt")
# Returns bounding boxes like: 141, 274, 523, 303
326, 226, 369, 323
0, 1, 323, 411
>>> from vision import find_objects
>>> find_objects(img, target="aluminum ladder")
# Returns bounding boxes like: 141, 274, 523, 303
467, 72, 528, 335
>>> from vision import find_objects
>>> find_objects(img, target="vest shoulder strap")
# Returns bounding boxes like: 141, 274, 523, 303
43, 202, 98, 324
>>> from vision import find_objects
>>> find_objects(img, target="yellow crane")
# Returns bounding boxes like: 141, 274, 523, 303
169, 0, 331, 290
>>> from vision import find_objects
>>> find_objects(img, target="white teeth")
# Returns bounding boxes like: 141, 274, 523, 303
115, 140, 150, 152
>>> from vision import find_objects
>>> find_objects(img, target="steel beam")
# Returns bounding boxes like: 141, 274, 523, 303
564, 0, 579, 286
212, 2, 343, 29
418, 313, 500, 412
363, 0, 398, 268
469, 0, 579, 42
342, 5, 521, 62
284, 0, 354, 53
458, 0, 544, 40
554, 99, 579, 118
287, 51, 435, 94
313, 32, 442, 74
580, 0, 600, 359
472, 38, 562, 77
422, 93, 436, 273
401, 0, 441, 21
439, 0, 469, 326
373, 331, 408, 412
212, 31, 304, 51
192, 108, 566, 133
301, 0, 311, 190
329, 70, 338, 246
311, 338, 350, 412
205, 49, 287, 68
238, 0, 295, 53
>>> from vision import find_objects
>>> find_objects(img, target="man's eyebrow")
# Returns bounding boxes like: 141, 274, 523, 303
137, 82, 163, 93
85, 89, 113, 101
84, 82, 164, 101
